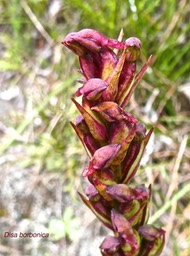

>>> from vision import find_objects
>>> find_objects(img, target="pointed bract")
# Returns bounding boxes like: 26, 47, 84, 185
78, 192, 113, 230
72, 98, 107, 142
83, 144, 121, 177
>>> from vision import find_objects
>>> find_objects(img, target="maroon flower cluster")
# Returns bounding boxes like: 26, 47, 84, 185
62, 29, 165, 256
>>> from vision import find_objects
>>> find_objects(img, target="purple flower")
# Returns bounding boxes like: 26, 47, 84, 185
138, 224, 165, 256
62, 29, 124, 54
76, 78, 108, 100
83, 144, 121, 177
63, 28, 165, 256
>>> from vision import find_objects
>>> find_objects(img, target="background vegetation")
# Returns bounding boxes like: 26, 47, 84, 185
0, 0, 190, 255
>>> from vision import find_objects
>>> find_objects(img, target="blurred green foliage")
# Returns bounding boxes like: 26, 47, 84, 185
48, 207, 80, 241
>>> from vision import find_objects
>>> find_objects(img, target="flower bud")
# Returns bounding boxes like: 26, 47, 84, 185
85, 184, 99, 201
100, 47, 118, 80
79, 51, 101, 79
124, 37, 141, 62
138, 224, 165, 256
111, 209, 140, 255
92, 102, 137, 124
76, 78, 108, 100
83, 144, 121, 177
119, 55, 153, 108
106, 184, 149, 202
100, 236, 121, 255
92, 102, 123, 122
119, 199, 149, 227
70, 121, 100, 156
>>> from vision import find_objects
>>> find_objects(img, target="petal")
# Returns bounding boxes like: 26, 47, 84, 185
91, 144, 121, 170
100, 236, 120, 254
70, 121, 89, 155
109, 121, 132, 144
75, 114, 89, 133
135, 122, 147, 140
116, 37, 141, 105
124, 37, 141, 62
70, 121, 100, 156
138, 225, 165, 241
138, 225, 165, 256
89, 175, 111, 200
83, 134, 100, 155
92, 101, 123, 122
62, 32, 87, 56
106, 184, 149, 202
73, 29, 124, 50
79, 52, 101, 79
116, 61, 136, 104
76, 78, 108, 100
100, 47, 118, 80
62, 29, 125, 56
85, 184, 99, 200
83, 144, 121, 177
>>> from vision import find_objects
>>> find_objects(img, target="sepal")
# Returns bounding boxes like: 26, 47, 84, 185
76, 78, 107, 100
83, 144, 121, 177
100, 236, 121, 255
78, 191, 113, 230
111, 210, 140, 255
138, 224, 165, 256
